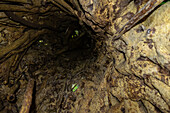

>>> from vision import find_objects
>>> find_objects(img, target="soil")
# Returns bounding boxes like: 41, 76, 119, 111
0, 29, 100, 113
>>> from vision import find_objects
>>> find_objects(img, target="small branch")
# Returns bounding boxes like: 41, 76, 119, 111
7, 81, 20, 102
0, 29, 47, 62
4, 12, 56, 30
50, 0, 75, 15
19, 78, 35, 113
0, 4, 30, 12
1, 0, 32, 4
50, 0, 71, 14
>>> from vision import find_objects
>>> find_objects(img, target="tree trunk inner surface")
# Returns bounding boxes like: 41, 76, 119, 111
0, 0, 169, 113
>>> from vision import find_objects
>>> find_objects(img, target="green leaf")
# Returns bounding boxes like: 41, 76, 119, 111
159, 0, 170, 5
75, 30, 79, 36
72, 83, 79, 92
72, 85, 78, 92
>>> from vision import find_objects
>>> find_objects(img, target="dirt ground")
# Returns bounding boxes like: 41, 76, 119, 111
0, 29, 107, 113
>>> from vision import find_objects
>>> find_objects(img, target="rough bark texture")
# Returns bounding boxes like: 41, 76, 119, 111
0, 0, 169, 113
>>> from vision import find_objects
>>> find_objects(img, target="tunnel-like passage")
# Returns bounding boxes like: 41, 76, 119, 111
0, 0, 170, 113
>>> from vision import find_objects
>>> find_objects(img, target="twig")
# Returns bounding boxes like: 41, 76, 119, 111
19, 78, 35, 113
1, 0, 32, 4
